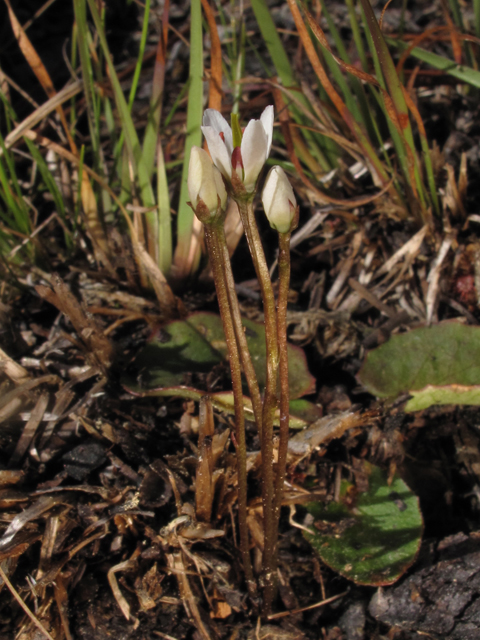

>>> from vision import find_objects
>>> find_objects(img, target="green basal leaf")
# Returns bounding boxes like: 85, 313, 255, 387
124, 312, 315, 399
358, 321, 480, 411
186, 313, 316, 399
122, 312, 317, 427
304, 462, 423, 586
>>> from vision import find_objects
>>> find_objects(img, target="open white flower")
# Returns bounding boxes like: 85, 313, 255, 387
201, 106, 274, 193
262, 166, 297, 233
188, 147, 227, 218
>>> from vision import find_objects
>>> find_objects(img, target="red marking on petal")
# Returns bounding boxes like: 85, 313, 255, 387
219, 131, 225, 142
231, 147, 244, 171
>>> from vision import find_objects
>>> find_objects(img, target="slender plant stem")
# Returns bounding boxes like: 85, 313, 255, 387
203, 223, 256, 598
236, 199, 278, 616
214, 223, 263, 437
271, 230, 292, 577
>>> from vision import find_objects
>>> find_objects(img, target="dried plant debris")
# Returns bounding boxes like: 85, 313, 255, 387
35, 274, 114, 372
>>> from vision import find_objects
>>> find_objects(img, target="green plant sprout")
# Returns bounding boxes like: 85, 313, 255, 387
188, 106, 298, 616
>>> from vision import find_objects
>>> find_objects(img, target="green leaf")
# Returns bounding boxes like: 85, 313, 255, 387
124, 315, 222, 389
358, 322, 480, 411
124, 312, 316, 400
122, 312, 316, 427
407, 384, 480, 412
186, 313, 316, 399
288, 399, 323, 425
304, 462, 423, 586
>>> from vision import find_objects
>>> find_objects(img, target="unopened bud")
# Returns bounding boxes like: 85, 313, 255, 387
262, 166, 297, 233
188, 147, 227, 220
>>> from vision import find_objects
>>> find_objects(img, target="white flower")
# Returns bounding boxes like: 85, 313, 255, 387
262, 166, 297, 233
188, 146, 227, 217
201, 106, 274, 193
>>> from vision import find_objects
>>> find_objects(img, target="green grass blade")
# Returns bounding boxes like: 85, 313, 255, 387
173, 0, 203, 279
85, 0, 158, 259
232, 19, 246, 114
251, 0, 336, 169
24, 139, 73, 249
475, 0, 480, 39
0, 135, 30, 235
361, 2, 427, 214
345, 0, 368, 71
446, 0, 475, 67
250, 0, 297, 89
128, 0, 150, 111
156, 140, 172, 275
73, 0, 99, 157
388, 38, 480, 89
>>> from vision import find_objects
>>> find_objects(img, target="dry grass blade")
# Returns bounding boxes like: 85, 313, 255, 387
3, 0, 59, 100
130, 236, 181, 316
0, 564, 55, 640
2, 80, 83, 153
375, 225, 428, 277
273, 88, 395, 208
444, 163, 467, 219
267, 590, 349, 620
0, 347, 29, 382
167, 550, 213, 640
35, 273, 114, 371
0, 495, 59, 549
0, 375, 58, 425
3, 0, 111, 261
8, 393, 49, 467
440, 0, 462, 64
108, 559, 138, 623
201, 0, 222, 111
286, 0, 389, 187
3, 0, 75, 152
347, 278, 396, 318
53, 574, 73, 640
426, 235, 453, 324
326, 231, 363, 307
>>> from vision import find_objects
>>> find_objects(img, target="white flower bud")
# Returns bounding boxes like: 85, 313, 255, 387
262, 166, 297, 233
188, 147, 227, 217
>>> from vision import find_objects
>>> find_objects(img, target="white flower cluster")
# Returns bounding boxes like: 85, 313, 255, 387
188, 107, 297, 232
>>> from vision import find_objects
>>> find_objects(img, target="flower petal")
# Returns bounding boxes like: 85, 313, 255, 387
213, 166, 227, 210
260, 105, 274, 156
188, 147, 227, 215
241, 120, 268, 192
188, 146, 204, 204
202, 125, 232, 180
203, 109, 233, 155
